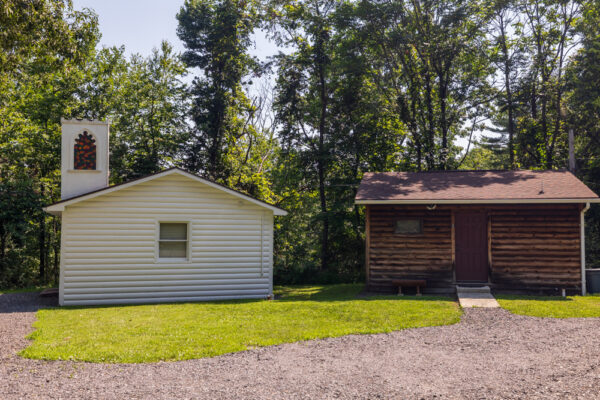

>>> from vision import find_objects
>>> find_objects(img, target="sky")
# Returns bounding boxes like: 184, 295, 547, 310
71, 0, 277, 60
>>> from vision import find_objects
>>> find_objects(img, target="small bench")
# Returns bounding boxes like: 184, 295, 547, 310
392, 279, 426, 296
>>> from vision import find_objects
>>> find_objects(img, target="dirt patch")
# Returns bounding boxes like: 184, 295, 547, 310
2, 292, 600, 399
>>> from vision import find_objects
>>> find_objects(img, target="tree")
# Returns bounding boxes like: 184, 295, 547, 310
0, 0, 100, 283
267, 0, 338, 271
567, 0, 600, 267
486, 0, 525, 168
0, 170, 39, 287
77, 43, 191, 182
177, 0, 260, 181
516, 0, 581, 169
356, 0, 492, 171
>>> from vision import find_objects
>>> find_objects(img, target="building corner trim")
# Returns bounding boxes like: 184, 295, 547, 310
581, 202, 591, 295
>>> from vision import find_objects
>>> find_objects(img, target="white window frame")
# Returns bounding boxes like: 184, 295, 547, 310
155, 221, 191, 262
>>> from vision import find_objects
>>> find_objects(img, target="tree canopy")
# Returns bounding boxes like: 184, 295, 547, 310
1, 0, 600, 287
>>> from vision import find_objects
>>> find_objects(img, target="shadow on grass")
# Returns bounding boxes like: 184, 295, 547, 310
274, 284, 452, 302
53, 284, 456, 312
495, 295, 574, 302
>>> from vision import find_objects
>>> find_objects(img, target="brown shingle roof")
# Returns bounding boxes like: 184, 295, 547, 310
355, 170, 599, 203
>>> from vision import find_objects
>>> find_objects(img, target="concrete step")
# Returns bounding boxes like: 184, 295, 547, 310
456, 285, 499, 308
456, 285, 491, 294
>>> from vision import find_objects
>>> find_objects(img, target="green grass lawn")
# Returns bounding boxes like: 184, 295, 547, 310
20, 284, 460, 363
497, 295, 600, 318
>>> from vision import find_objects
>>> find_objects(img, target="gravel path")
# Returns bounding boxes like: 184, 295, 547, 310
2, 293, 600, 399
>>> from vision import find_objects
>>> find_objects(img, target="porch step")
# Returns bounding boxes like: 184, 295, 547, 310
456, 285, 499, 308
39, 288, 58, 297
456, 285, 491, 294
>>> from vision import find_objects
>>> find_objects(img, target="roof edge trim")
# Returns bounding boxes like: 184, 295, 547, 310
356, 198, 600, 205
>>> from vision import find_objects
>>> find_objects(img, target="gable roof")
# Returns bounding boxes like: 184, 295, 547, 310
355, 170, 600, 204
44, 167, 287, 216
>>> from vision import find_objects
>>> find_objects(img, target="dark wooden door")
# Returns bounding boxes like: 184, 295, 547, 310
454, 213, 488, 282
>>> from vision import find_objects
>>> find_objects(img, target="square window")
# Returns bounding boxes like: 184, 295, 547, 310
395, 219, 422, 234
158, 223, 188, 259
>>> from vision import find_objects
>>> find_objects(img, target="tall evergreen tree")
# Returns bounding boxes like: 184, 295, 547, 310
177, 0, 259, 181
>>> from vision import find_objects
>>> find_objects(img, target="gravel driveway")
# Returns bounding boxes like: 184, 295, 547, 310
2, 292, 600, 399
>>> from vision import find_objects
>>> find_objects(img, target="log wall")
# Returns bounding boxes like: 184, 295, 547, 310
367, 205, 453, 291
489, 204, 582, 291
366, 204, 583, 293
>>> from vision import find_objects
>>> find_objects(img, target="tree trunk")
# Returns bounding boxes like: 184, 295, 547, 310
550, 37, 567, 170
499, 19, 515, 169
438, 76, 448, 170
316, 26, 329, 271
424, 73, 435, 170
39, 184, 46, 282
541, 84, 549, 168
506, 74, 515, 169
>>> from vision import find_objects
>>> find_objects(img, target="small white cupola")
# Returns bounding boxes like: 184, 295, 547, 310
60, 118, 109, 200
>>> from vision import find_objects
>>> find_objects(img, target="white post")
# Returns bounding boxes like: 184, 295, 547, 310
581, 202, 590, 295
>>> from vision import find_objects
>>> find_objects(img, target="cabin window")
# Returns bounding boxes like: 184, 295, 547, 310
158, 222, 188, 259
395, 219, 422, 234
74, 131, 96, 170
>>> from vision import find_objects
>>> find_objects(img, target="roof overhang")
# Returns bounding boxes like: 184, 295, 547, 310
44, 168, 288, 216
356, 198, 600, 205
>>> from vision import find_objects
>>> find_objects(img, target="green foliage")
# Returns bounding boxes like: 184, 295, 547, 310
567, 0, 600, 268
497, 295, 600, 318
0, 171, 40, 287
3, 0, 600, 289
355, 0, 492, 171
268, 0, 408, 278
21, 284, 461, 362
459, 143, 508, 170
77, 43, 191, 182
177, 0, 277, 203
0, 0, 100, 288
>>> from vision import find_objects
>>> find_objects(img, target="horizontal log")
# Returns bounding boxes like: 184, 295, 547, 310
370, 242, 451, 249
492, 233, 580, 239
369, 234, 451, 240
492, 274, 580, 281
491, 260, 580, 267
370, 261, 451, 267
370, 263, 452, 271
491, 267, 579, 273
491, 244, 579, 250
491, 252, 579, 259
492, 228, 579, 234
492, 223, 579, 229
370, 249, 451, 254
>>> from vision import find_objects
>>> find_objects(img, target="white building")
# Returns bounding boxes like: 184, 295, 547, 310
44, 118, 286, 306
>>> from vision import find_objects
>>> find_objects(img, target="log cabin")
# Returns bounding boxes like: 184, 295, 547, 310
355, 170, 600, 295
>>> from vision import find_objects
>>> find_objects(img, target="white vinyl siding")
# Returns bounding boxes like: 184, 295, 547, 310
59, 173, 274, 306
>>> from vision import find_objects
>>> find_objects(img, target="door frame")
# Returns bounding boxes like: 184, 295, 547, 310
452, 211, 490, 283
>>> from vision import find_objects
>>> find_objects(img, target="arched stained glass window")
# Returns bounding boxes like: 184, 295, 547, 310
74, 131, 96, 170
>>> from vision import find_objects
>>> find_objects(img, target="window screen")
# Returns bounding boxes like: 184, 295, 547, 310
159, 223, 188, 258
395, 219, 422, 234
